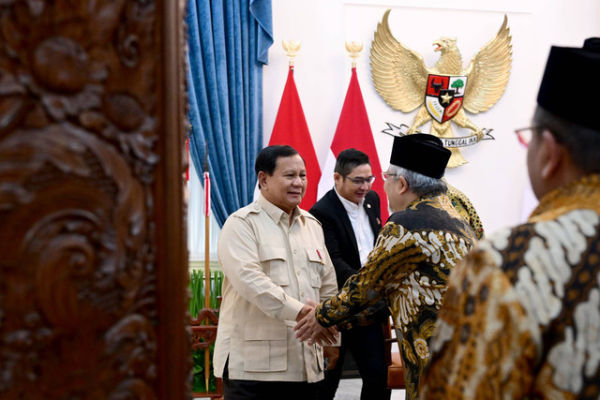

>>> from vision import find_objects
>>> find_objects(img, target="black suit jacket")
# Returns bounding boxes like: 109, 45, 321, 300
310, 189, 382, 289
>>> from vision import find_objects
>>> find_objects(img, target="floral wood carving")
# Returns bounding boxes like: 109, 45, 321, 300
0, 0, 184, 398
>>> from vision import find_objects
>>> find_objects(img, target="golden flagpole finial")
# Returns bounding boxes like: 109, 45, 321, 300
282, 40, 301, 66
345, 41, 363, 67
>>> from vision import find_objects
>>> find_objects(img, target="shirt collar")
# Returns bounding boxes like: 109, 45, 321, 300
405, 191, 441, 211
258, 193, 303, 224
334, 187, 365, 213
528, 173, 600, 223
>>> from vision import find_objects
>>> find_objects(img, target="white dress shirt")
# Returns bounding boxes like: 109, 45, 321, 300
334, 188, 375, 266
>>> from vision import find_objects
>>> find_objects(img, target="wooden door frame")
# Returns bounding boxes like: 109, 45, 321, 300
156, 0, 190, 398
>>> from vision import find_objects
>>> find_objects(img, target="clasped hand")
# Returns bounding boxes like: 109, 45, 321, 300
294, 299, 338, 346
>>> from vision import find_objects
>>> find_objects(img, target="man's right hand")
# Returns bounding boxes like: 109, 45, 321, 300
296, 304, 314, 322
294, 300, 338, 346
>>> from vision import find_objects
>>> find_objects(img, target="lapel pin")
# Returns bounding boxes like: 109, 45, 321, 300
316, 249, 324, 264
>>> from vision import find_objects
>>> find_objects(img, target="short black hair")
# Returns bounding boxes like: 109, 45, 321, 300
255, 145, 300, 177
334, 148, 370, 177
534, 106, 600, 174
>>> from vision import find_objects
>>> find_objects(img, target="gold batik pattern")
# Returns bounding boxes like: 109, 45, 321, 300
316, 194, 476, 400
421, 174, 600, 400
446, 183, 485, 240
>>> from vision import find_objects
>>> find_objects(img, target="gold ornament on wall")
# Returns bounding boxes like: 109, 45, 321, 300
371, 10, 512, 167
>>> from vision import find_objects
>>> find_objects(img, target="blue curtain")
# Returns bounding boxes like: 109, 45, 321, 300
187, 0, 273, 226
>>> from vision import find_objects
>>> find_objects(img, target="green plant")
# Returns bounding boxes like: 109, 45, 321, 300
189, 269, 223, 317
189, 268, 223, 393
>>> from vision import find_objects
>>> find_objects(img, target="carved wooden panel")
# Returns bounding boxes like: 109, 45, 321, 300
0, 1, 188, 398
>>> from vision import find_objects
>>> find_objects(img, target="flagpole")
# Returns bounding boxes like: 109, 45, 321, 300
270, 40, 321, 209
203, 151, 211, 392
319, 40, 389, 222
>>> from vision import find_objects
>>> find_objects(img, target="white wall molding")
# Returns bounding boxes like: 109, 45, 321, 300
344, 0, 532, 14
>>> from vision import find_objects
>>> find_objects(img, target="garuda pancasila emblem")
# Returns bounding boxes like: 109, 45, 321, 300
371, 10, 512, 167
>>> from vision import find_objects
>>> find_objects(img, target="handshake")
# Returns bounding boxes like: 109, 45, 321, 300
294, 299, 339, 346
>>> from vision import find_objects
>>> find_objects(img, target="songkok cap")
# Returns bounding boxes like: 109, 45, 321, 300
390, 134, 451, 179
537, 38, 600, 130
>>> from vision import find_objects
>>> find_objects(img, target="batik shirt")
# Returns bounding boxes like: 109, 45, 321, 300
446, 183, 485, 240
421, 174, 600, 399
315, 193, 476, 399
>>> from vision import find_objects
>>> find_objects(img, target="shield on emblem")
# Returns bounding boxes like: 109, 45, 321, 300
425, 74, 468, 123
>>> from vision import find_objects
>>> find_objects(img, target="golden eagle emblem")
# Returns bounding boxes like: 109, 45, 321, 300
371, 10, 512, 167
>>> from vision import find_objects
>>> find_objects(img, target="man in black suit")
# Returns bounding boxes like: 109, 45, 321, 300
310, 149, 390, 400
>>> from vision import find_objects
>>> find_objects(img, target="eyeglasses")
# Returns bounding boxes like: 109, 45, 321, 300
382, 172, 398, 181
514, 126, 542, 148
345, 175, 376, 185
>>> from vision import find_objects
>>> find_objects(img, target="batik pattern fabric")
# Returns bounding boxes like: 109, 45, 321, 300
315, 193, 476, 400
421, 174, 600, 400
446, 182, 484, 240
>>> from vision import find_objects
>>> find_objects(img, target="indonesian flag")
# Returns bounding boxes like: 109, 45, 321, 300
204, 171, 211, 217
269, 66, 321, 210
317, 67, 389, 222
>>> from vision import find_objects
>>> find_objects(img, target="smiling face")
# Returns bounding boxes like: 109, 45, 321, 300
258, 154, 306, 214
334, 163, 373, 205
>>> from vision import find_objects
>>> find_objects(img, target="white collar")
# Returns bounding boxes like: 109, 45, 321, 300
334, 187, 365, 213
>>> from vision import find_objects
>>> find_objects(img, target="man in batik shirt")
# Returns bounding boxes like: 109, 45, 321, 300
296, 134, 477, 400
420, 38, 600, 399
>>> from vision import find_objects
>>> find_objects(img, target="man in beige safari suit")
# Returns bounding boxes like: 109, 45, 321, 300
214, 145, 339, 400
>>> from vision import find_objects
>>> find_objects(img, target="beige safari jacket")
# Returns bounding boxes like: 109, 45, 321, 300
213, 194, 338, 383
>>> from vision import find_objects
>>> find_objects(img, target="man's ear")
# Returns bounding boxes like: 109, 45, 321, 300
540, 130, 564, 179
257, 171, 268, 189
333, 172, 343, 185
397, 176, 410, 195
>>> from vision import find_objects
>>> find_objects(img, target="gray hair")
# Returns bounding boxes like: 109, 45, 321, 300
388, 164, 447, 197
533, 106, 600, 174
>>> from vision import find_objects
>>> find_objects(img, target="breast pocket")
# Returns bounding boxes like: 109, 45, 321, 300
306, 248, 324, 289
259, 245, 290, 286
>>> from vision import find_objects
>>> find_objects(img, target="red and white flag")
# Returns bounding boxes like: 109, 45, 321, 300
317, 67, 389, 222
203, 171, 211, 217
269, 66, 321, 210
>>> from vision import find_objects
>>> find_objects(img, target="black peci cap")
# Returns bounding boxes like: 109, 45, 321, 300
390, 134, 451, 179
537, 38, 600, 130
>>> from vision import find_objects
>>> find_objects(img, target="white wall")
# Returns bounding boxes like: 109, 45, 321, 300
263, 0, 600, 236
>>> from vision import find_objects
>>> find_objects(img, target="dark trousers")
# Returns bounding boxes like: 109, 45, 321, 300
223, 361, 319, 400
317, 323, 391, 400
